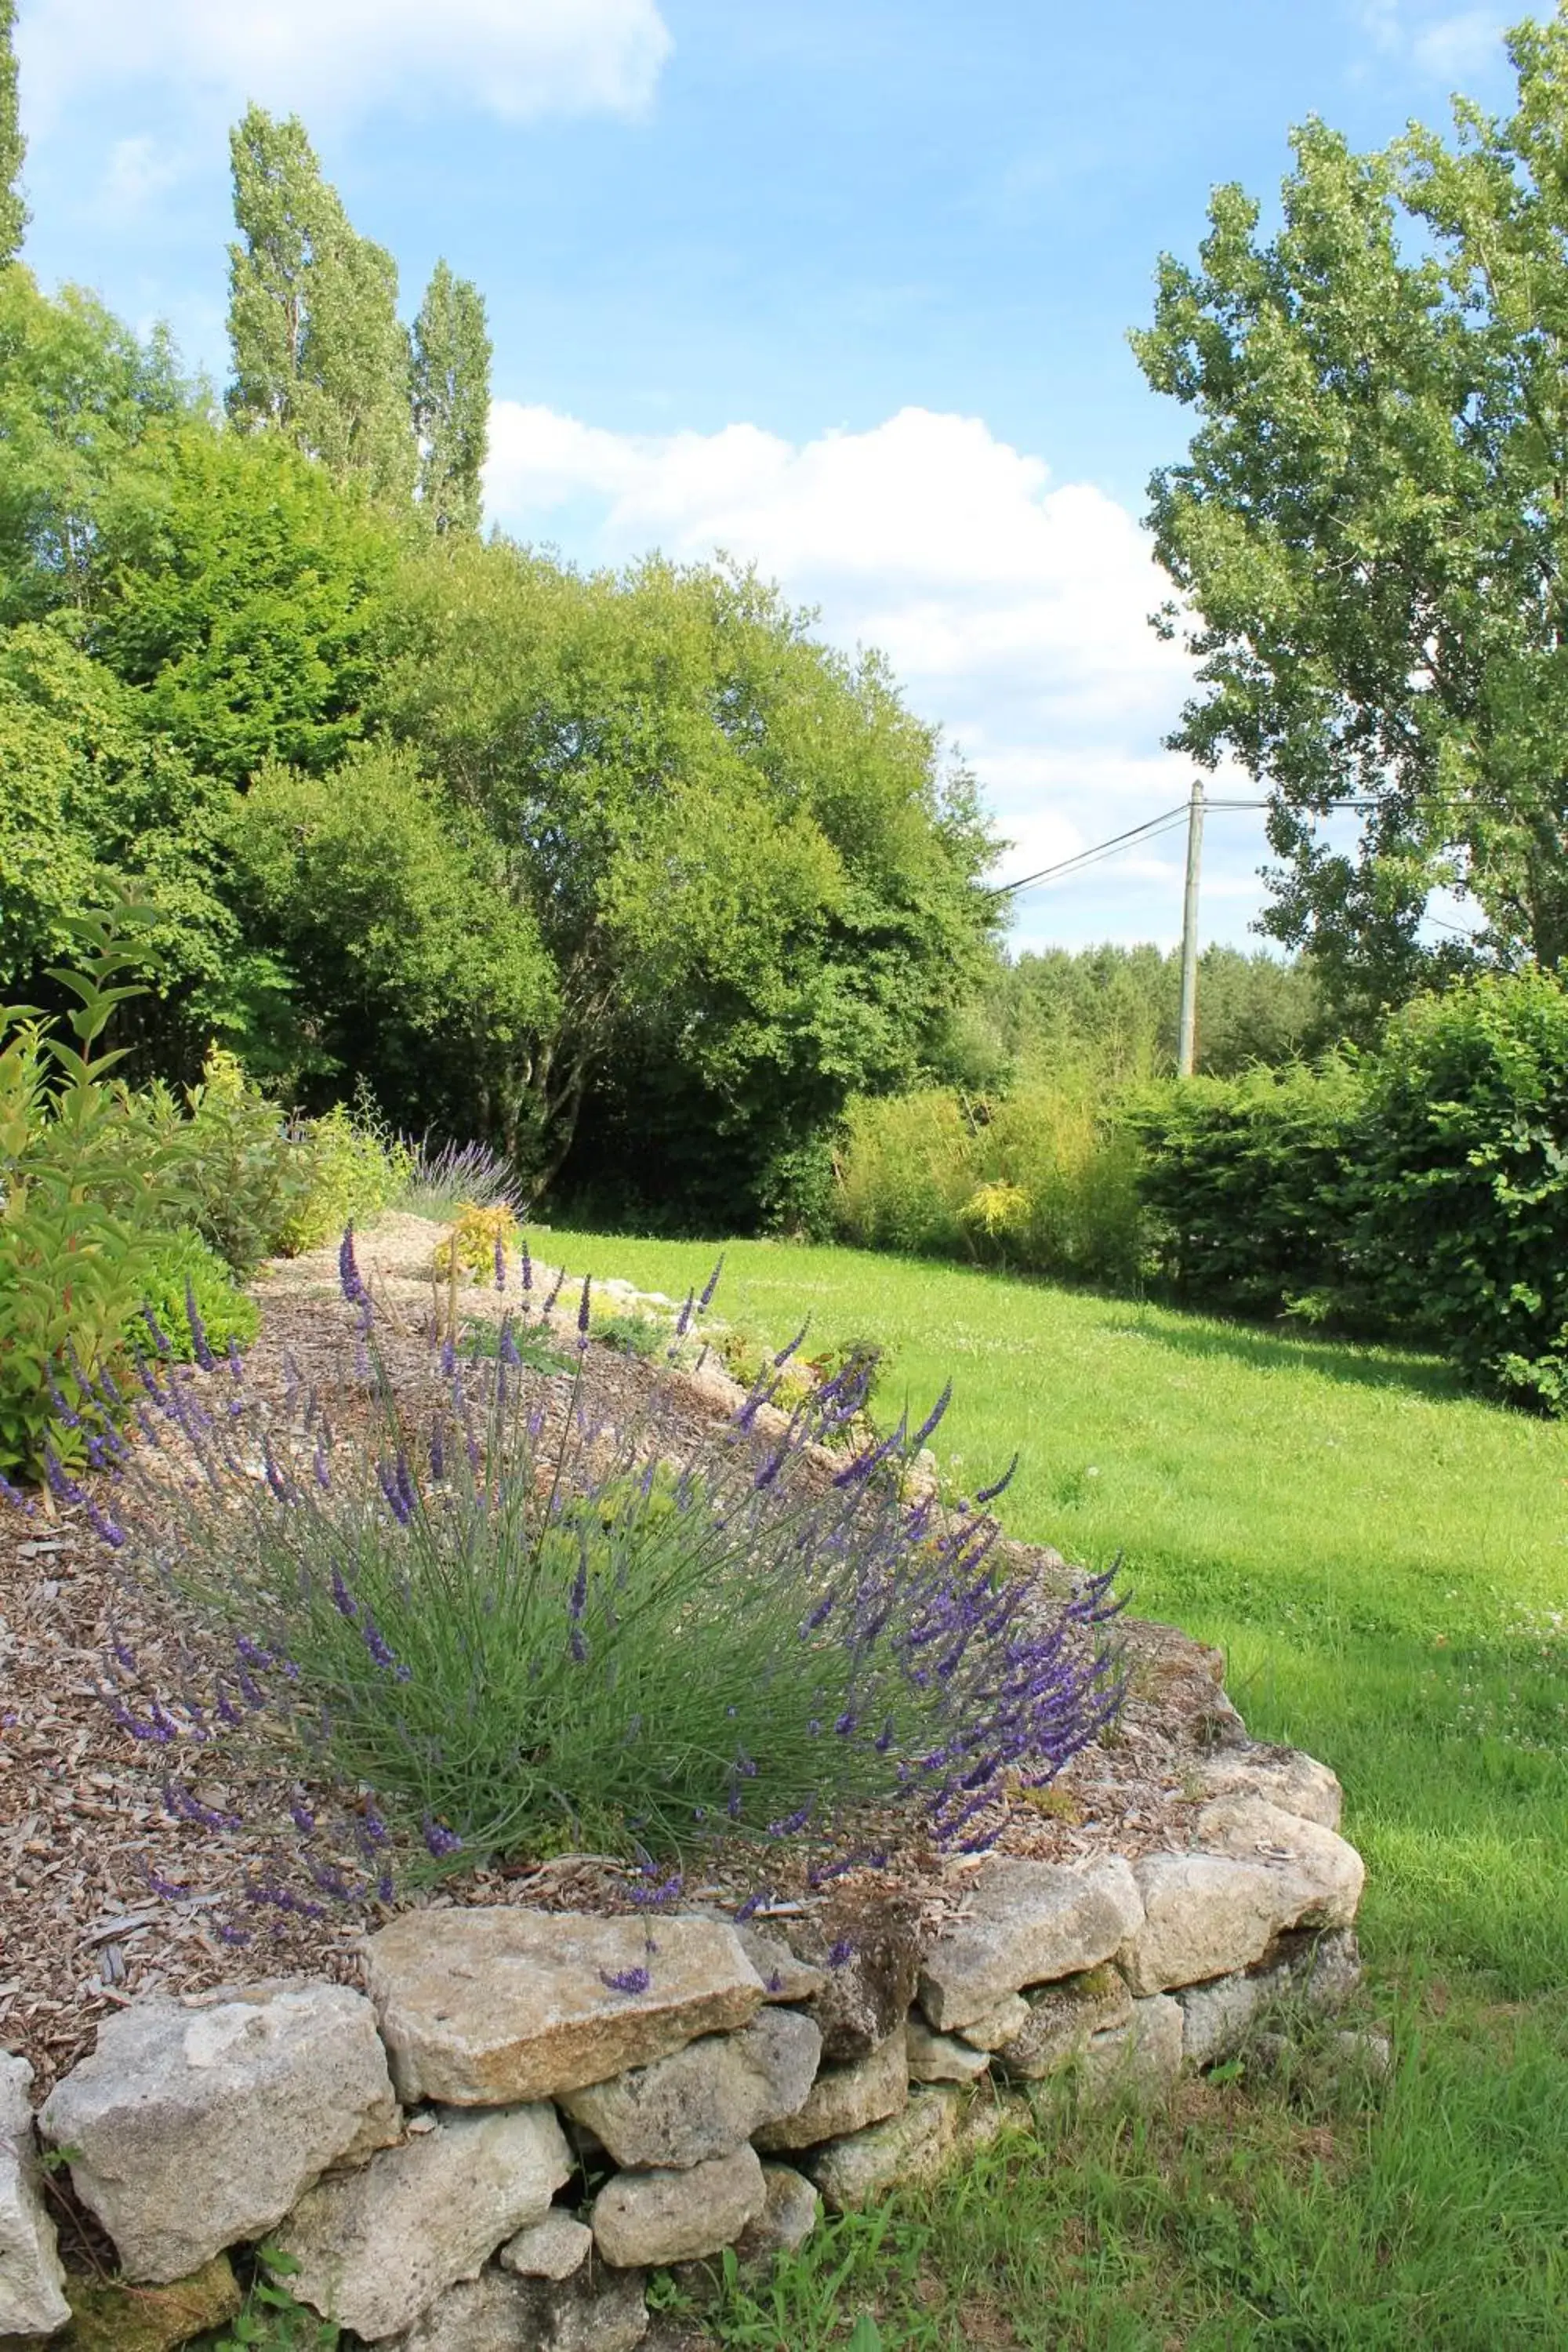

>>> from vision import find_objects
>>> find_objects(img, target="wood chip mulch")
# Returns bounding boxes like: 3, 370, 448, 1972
0, 1216, 1243, 2096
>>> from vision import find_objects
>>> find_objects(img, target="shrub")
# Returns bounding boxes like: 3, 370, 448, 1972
0, 912, 185, 1480
274, 1102, 412, 1257
132, 1230, 260, 1364
431, 1201, 520, 1281
96, 1269, 1126, 1870
833, 1090, 975, 1257
156, 1047, 318, 1278
1352, 971, 1568, 1409
983, 1083, 1145, 1287
1130, 1061, 1367, 1319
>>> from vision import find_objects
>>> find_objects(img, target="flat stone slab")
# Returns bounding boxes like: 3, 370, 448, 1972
389, 2263, 648, 2352
906, 2015, 991, 2083
1192, 1797, 1364, 1923
560, 2009, 821, 2169
274, 2103, 571, 2339
1, 2052, 71, 2336
591, 2143, 764, 2267
917, 1858, 1144, 2030
1120, 1800, 1363, 1998
953, 1994, 1029, 2052
808, 2085, 965, 2212
365, 1908, 765, 2104
1193, 1748, 1343, 1831
38, 1985, 401, 2283
753, 2025, 907, 2154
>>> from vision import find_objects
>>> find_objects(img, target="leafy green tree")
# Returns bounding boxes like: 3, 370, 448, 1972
85, 421, 400, 784
0, 266, 188, 620
1133, 10, 1568, 1018
0, 0, 24, 267
227, 105, 414, 503
228, 740, 557, 1128
379, 541, 998, 1210
412, 260, 491, 535
0, 626, 247, 1066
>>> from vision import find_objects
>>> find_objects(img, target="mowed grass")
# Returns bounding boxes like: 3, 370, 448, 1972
544, 1229, 1568, 2348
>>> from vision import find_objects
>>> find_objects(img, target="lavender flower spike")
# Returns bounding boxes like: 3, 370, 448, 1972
577, 1274, 592, 1336
698, 1254, 725, 1311
600, 1965, 652, 1998
184, 1277, 216, 1372
339, 1225, 366, 1305
975, 1453, 1020, 1508
494, 1233, 507, 1291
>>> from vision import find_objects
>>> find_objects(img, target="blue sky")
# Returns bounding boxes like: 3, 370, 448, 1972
12, 0, 1523, 951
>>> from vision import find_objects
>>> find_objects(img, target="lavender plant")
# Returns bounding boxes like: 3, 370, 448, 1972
80, 1251, 1126, 1873
397, 1135, 528, 1220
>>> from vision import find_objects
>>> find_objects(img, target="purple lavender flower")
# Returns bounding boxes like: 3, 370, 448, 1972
314, 1439, 332, 1491
217, 1922, 252, 1946
733, 1886, 772, 1924
577, 1274, 592, 1337
330, 1567, 358, 1621
339, 1226, 366, 1305
673, 1287, 695, 1340
423, 1817, 463, 1859
494, 1233, 507, 1290
521, 1236, 532, 1294
45, 1369, 82, 1428
0, 1467, 34, 1515
141, 1305, 173, 1359
362, 1615, 401, 1672
184, 1278, 216, 1372
698, 1255, 724, 1311
543, 1265, 566, 1316
227, 1334, 245, 1382
826, 1938, 855, 1968
42, 1446, 85, 1507
912, 1382, 953, 1450
143, 1866, 191, 1900
86, 1500, 125, 1549
766, 1803, 813, 1839
379, 1460, 413, 1527
600, 1965, 651, 1997
974, 1454, 1019, 1508
499, 1319, 521, 1369
290, 1794, 317, 1835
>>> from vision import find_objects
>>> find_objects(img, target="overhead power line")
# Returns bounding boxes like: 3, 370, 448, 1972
985, 793, 1450, 899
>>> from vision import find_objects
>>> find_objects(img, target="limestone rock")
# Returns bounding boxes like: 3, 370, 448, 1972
1121, 1850, 1330, 1998
952, 1994, 1029, 2052
498, 2209, 592, 2281
993, 1965, 1133, 2080
390, 2264, 648, 2352
735, 1928, 826, 2005
274, 2101, 572, 2339
559, 2009, 821, 2169
1192, 1797, 1364, 1927
808, 2086, 963, 2212
1193, 1746, 1343, 1831
734, 2165, 820, 2261
591, 2143, 764, 2268
1078, 1995, 1183, 2106
62, 2255, 241, 2352
1, 2051, 71, 2336
38, 1986, 400, 2284
1333, 2028, 1393, 2078
1176, 1926, 1363, 2067
753, 2026, 907, 2154
905, 2015, 990, 2084
917, 1859, 1143, 2031
365, 1908, 765, 2105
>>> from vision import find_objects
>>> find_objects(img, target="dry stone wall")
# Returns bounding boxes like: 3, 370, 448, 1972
1, 1742, 1366, 2352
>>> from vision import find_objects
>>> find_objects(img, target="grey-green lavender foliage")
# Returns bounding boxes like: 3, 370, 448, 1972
0, 0, 26, 267
412, 260, 491, 535
226, 104, 415, 503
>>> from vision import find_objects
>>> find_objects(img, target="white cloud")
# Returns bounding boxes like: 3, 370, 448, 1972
485, 401, 1264, 947
1411, 9, 1508, 79
16, 0, 672, 129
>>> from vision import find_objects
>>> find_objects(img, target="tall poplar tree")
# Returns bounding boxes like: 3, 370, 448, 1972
412, 260, 491, 534
1, 0, 27, 267
226, 105, 414, 503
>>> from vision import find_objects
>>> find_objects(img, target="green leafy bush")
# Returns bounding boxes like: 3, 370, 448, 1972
277, 1102, 412, 1256
0, 912, 185, 1479
1129, 1062, 1367, 1319
833, 1080, 1145, 1287
132, 1229, 260, 1363
1352, 971, 1568, 1409
155, 1046, 318, 1277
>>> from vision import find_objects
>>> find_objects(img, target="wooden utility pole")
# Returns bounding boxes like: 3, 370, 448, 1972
1176, 779, 1205, 1077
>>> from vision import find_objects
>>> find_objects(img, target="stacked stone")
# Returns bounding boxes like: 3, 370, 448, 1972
0, 1745, 1366, 2352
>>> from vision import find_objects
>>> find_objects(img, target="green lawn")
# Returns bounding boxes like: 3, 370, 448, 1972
543, 1229, 1568, 2348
